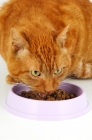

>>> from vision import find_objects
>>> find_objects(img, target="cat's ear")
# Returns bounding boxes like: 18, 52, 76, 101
56, 25, 69, 48
10, 28, 28, 53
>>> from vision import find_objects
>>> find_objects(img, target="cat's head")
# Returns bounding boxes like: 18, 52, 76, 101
8, 25, 71, 96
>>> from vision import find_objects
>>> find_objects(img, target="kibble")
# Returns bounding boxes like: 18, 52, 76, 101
19, 89, 76, 101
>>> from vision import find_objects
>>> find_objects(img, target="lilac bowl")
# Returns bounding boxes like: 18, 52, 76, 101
5, 82, 90, 121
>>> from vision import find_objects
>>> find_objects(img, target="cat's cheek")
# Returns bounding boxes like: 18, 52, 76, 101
29, 74, 41, 80
18, 74, 37, 87
56, 69, 69, 81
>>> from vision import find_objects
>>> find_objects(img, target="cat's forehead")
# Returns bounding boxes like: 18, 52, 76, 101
37, 45, 56, 70
28, 31, 67, 71
30, 47, 65, 72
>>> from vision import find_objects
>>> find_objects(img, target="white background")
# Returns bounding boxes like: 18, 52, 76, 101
0, 0, 92, 140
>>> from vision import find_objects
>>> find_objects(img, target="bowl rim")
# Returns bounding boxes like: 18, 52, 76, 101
10, 82, 84, 102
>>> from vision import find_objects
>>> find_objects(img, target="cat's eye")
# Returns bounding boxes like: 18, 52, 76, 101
31, 70, 41, 77
54, 68, 63, 74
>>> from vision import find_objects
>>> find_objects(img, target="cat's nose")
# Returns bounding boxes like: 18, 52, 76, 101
45, 89, 53, 94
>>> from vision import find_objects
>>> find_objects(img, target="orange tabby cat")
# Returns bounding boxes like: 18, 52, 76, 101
0, 0, 92, 96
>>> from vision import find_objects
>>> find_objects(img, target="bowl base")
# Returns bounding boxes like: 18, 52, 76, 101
5, 100, 90, 121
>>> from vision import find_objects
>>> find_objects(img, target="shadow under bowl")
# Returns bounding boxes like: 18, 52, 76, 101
5, 82, 90, 121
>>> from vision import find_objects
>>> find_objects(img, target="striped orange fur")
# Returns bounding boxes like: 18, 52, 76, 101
0, 0, 92, 95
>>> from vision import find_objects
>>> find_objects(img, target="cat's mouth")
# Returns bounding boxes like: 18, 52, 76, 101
39, 91, 55, 97
39, 93, 49, 97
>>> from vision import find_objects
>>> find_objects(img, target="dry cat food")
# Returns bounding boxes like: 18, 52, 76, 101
19, 89, 76, 101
